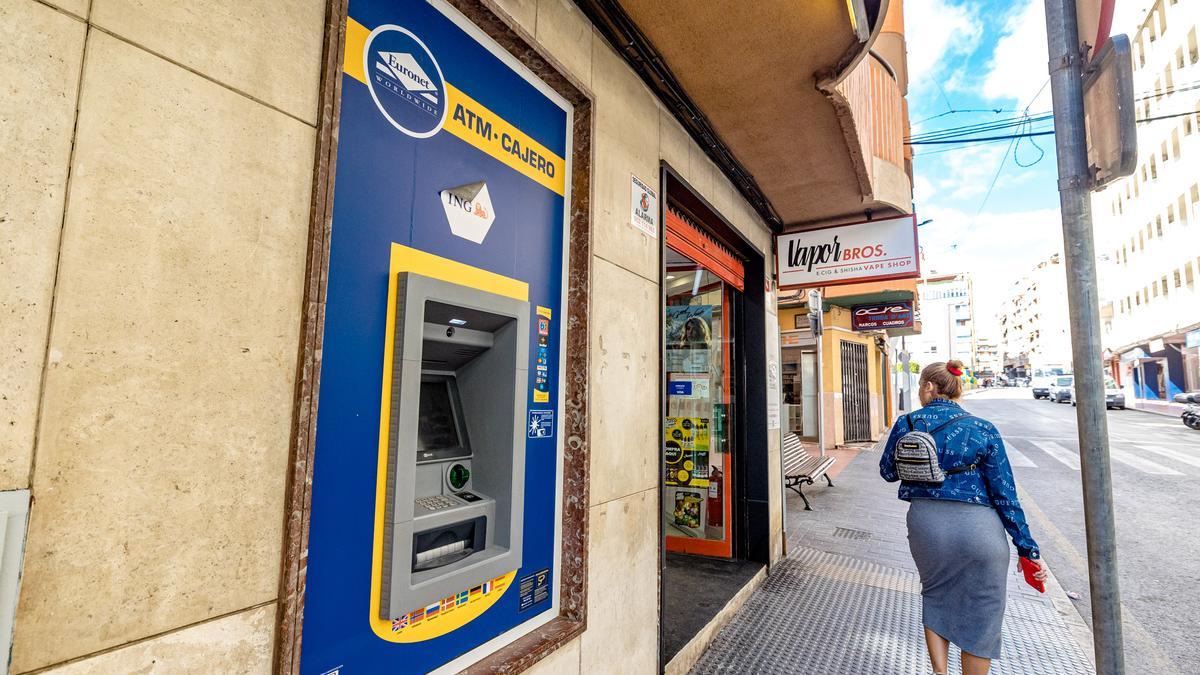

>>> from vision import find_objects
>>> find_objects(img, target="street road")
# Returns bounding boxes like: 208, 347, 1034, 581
961, 387, 1200, 673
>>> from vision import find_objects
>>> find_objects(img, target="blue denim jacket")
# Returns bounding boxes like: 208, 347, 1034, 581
880, 399, 1040, 559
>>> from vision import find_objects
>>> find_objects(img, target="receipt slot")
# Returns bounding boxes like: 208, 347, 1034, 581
381, 273, 529, 619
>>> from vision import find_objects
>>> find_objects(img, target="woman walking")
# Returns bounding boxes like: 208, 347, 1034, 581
880, 360, 1048, 675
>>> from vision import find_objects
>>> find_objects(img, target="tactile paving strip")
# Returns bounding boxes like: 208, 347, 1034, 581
690, 547, 1095, 675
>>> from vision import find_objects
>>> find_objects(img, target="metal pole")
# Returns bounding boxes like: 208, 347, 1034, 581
1042, 0, 1126, 671
815, 310, 826, 458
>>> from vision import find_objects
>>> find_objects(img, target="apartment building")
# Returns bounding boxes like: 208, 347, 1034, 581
908, 273, 976, 370
1094, 0, 1200, 402
974, 336, 1004, 378
999, 255, 1072, 377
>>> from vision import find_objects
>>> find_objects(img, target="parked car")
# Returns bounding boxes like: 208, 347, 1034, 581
1049, 375, 1075, 403
1032, 376, 1054, 399
1071, 378, 1125, 410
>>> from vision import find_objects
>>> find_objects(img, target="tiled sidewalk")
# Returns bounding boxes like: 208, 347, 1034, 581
691, 447, 1095, 674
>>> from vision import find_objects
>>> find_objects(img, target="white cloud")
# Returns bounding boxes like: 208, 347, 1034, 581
916, 205, 1064, 335
917, 141, 1011, 202
905, 0, 983, 85
981, 0, 1051, 108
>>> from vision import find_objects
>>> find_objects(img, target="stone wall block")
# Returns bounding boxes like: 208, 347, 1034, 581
580, 489, 658, 673
535, 0, 593, 89
487, 0, 537, 35
42, 604, 275, 674
588, 258, 658, 506
12, 32, 314, 671
591, 34, 660, 281
0, 0, 86, 490
89, 0, 327, 124
659, 108, 690, 179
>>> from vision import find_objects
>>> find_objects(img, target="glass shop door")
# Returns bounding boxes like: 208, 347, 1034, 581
663, 205, 743, 559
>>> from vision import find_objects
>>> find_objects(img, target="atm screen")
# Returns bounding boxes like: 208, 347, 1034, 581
418, 380, 464, 452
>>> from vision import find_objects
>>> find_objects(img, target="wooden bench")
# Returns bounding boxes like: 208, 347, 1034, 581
783, 433, 836, 511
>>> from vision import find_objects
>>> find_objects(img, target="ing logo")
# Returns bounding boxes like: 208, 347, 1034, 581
364, 24, 447, 138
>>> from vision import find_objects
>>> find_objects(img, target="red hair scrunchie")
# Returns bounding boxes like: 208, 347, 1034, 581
947, 366, 963, 377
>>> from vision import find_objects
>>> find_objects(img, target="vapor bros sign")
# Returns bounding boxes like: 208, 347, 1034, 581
775, 214, 919, 288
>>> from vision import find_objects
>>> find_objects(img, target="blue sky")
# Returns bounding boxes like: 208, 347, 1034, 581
904, 0, 1065, 335
903, 0, 1154, 336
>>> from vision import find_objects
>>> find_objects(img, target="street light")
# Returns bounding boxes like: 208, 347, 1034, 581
917, 218, 934, 227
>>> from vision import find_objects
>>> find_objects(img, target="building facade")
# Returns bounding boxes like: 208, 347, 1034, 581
974, 337, 1003, 379
775, 0, 917, 450
1094, 0, 1200, 403
999, 255, 1072, 378
907, 273, 975, 371
0, 1, 908, 673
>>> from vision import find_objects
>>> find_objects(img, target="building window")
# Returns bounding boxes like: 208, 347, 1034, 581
1161, 140, 1168, 162
1162, 276, 1169, 296
1168, 205, 1175, 224
1189, 28, 1199, 64
1186, 262, 1195, 288
1181, 195, 1190, 224
1151, 155, 1158, 179
1156, 217, 1163, 236
1172, 129, 1180, 159
1174, 269, 1182, 288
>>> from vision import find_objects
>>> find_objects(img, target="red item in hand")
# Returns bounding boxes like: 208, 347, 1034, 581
1020, 557, 1045, 593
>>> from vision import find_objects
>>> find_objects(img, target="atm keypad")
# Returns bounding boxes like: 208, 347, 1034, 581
415, 495, 459, 511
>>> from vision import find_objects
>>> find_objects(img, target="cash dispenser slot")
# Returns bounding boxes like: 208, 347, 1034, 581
381, 273, 528, 620
412, 516, 486, 572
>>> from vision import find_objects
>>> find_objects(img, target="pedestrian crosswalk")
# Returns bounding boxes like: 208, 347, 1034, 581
1025, 440, 1080, 470
1136, 444, 1200, 469
1004, 444, 1038, 468
1000, 438, 1200, 476
1108, 447, 1183, 475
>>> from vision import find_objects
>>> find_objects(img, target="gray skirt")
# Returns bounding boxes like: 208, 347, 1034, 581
906, 498, 1009, 659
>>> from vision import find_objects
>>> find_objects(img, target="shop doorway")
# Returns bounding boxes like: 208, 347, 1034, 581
782, 347, 819, 440
841, 340, 871, 442
658, 166, 770, 670
663, 215, 741, 558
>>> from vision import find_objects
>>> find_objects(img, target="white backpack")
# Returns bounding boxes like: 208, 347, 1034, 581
894, 414, 981, 484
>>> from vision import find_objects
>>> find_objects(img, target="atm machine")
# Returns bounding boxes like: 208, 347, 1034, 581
381, 273, 529, 620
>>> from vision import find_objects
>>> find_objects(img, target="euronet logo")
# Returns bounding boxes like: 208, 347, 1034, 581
374, 51, 439, 113
364, 25, 448, 138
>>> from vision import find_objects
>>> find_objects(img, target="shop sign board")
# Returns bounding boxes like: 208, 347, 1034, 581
301, 2, 571, 673
851, 301, 914, 331
775, 214, 920, 289
1149, 338, 1166, 353
630, 173, 658, 238
1187, 329, 1200, 349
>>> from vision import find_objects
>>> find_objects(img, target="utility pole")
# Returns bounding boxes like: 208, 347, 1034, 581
1043, 0, 1126, 672
809, 289, 825, 457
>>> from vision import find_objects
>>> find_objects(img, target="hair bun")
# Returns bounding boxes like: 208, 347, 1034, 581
947, 359, 964, 370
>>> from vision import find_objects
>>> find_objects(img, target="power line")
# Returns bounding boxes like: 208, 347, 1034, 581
909, 109, 1198, 146
907, 81, 1200, 144
911, 108, 1019, 126
906, 114, 1054, 143
908, 130, 1056, 145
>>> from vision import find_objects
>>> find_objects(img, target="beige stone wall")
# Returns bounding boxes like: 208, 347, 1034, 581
3, 0, 326, 671
489, 0, 779, 671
